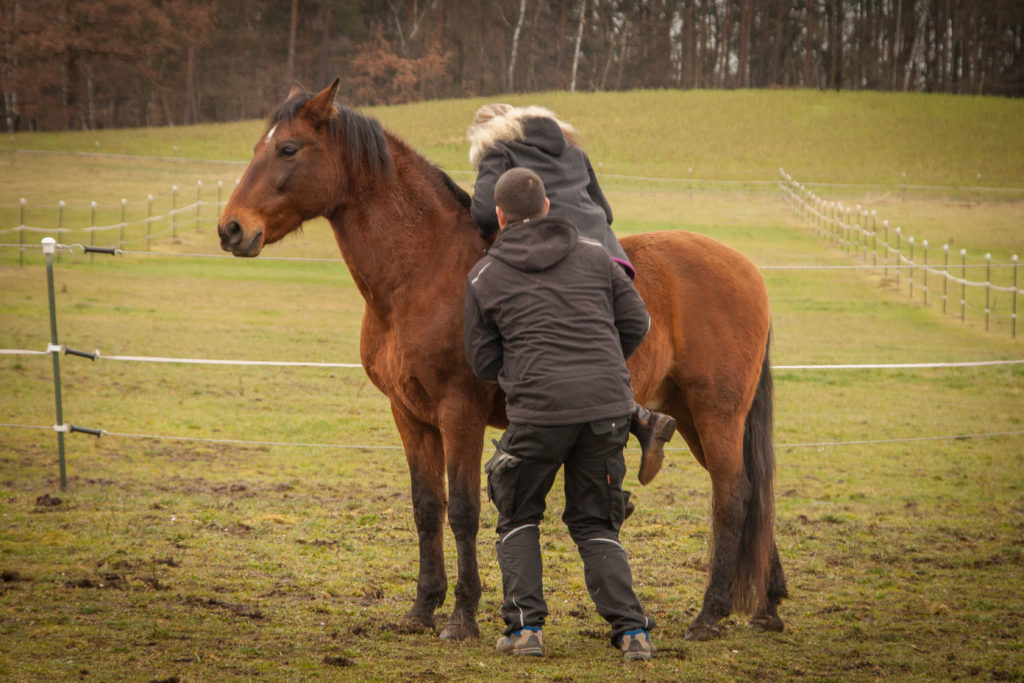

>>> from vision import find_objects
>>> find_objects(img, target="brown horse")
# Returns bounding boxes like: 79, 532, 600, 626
218, 80, 787, 642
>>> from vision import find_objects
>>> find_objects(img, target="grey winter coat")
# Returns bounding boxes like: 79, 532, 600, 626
464, 216, 650, 426
469, 114, 634, 277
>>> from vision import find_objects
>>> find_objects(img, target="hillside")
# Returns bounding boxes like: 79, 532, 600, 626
5, 89, 1023, 187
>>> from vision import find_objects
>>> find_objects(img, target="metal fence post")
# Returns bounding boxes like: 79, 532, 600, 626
960, 249, 967, 323
896, 227, 902, 290
985, 253, 991, 331
909, 236, 915, 298
119, 198, 127, 248
922, 240, 928, 306
942, 244, 949, 314
195, 180, 203, 232
146, 194, 153, 251
19, 198, 26, 267
883, 220, 889, 278
171, 185, 178, 240
871, 211, 877, 266
1013, 254, 1019, 339
57, 200, 65, 264
89, 201, 97, 264
862, 210, 869, 260
42, 238, 67, 491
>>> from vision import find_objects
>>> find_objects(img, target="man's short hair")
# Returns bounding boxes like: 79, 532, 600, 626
494, 168, 547, 223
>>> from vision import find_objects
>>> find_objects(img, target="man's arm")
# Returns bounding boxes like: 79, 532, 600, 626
464, 280, 504, 383
610, 264, 650, 359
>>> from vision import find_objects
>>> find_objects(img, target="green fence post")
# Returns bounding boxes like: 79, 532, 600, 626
171, 185, 178, 240
146, 194, 153, 251
42, 238, 67, 491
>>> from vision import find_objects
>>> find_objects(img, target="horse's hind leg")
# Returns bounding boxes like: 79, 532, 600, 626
391, 403, 448, 631
684, 420, 751, 641
751, 543, 787, 632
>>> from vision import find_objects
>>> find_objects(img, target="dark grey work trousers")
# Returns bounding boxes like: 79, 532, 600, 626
486, 416, 655, 644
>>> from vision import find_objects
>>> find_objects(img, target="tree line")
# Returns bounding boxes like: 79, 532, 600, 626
2, 0, 1022, 132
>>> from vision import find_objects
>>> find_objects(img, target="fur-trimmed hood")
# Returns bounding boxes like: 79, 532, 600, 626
467, 105, 581, 168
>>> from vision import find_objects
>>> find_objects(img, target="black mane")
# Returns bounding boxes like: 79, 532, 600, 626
435, 167, 473, 210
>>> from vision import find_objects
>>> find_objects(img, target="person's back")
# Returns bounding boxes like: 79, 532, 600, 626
467, 105, 631, 274
464, 168, 657, 662
468, 104, 677, 485
465, 209, 646, 426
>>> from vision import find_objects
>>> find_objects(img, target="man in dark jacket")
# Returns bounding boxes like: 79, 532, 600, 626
468, 103, 676, 485
464, 168, 656, 661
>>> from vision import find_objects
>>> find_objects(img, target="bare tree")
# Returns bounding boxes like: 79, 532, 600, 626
570, 0, 588, 91
508, 0, 528, 91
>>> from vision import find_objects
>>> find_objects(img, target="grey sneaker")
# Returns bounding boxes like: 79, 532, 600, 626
496, 627, 543, 656
619, 629, 655, 661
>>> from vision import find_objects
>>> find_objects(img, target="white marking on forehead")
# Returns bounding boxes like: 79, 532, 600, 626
265, 124, 278, 143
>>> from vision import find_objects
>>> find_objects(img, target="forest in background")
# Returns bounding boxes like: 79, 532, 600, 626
2, 0, 1022, 132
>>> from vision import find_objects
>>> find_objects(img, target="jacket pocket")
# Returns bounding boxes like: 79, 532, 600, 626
485, 438, 521, 518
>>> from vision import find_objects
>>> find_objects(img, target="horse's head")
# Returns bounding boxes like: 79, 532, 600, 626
218, 79, 346, 256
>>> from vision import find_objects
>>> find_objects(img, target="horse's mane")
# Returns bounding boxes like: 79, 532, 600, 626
269, 93, 472, 213
269, 94, 392, 178
435, 167, 472, 209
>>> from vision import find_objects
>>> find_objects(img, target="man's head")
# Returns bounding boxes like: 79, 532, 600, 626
494, 167, 550, 228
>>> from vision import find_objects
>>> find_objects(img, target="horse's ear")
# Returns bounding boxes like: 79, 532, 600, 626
306, 78, 341, 121
287, 81, 306, 99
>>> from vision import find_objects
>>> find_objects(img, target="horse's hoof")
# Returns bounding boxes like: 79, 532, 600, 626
750, 614, 784, 633
399, 610, 436, 633
439, 621, 479, 640
683, 622, 722, 641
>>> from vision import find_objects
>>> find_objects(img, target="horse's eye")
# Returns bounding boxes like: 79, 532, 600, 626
279, 144, 299, 159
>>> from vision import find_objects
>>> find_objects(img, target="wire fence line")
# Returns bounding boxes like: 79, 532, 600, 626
0, 179, 238, 266
4, 172, 1022, 487
2, 344, 1022, 372
2, 421, 1020, 456
779, 168, 1022, 338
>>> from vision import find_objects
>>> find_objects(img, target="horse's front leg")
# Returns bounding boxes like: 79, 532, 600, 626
391, 401, 448, 631
437, 402, 487, 640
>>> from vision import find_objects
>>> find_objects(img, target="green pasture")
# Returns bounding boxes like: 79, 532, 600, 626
1, 90, 1023, 680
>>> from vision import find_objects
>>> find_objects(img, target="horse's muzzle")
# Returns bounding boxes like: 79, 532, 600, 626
218, 220, 263, 257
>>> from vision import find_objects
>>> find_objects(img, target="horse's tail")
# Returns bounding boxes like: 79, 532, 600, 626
733, 330, 776, 614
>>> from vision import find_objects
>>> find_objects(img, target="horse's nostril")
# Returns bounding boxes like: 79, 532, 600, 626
220, 220, 243, 246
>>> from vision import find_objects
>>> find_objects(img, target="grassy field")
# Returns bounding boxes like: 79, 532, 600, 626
1, 90, 1022, 680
